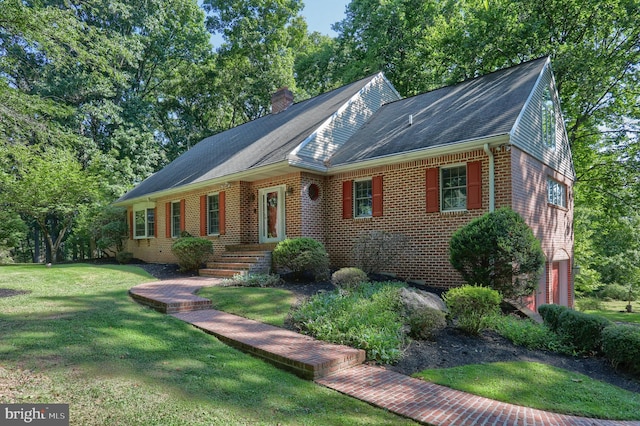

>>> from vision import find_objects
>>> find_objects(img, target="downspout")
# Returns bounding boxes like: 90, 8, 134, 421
483, 143, 495, 212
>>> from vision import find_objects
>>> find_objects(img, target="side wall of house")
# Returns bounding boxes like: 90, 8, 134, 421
510, 146, 574, 307
322, 147, 512, 288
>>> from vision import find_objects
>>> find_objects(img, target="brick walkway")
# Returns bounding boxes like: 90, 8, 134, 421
129, 279, 640, 426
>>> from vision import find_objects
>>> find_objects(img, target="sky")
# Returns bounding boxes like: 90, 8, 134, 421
208, 0, 350, 48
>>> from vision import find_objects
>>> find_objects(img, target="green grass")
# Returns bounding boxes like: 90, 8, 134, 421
414, 361, 640, 420
583, 300, 640, 324
197, 286, 296, 327
0, 264, 415, 425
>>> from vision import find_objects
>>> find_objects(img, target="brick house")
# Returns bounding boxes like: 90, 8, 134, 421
114, 56, 575, 309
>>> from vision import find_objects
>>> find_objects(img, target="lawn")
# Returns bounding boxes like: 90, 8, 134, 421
0, 264, 415, 425
414, 361, 640, 420
582, 300, 640, 324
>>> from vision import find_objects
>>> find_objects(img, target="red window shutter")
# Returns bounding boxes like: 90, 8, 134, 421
165, 203, 171, 238
129, 210, 134, 240
467, 161, 482, 209
372, 176, 383, 217
200, 195, 207, 236
219, 191, 226, 235
426, 168, 439, 213
153, 208, 158, 237
342, 180, 353, 219
179, 199, 186, 232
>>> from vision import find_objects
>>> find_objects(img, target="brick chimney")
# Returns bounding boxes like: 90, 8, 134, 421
271, 87, 294, 114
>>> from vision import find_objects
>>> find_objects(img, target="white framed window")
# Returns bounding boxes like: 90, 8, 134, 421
542, 87, 556, 149
171, 201, 181, 238
207, 193, 220, 235
547, 178, 566, 208
441, 165, 467, 211
134, 208, 155, 238
354, 179, 372, 218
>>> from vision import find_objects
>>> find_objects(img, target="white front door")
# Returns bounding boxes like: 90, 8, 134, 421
259, 186, 286, 243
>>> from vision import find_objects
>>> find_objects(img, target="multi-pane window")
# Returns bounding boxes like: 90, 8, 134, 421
441, 166, 467, 211
171, 201, 181, 238
134, 208, 155, 238
547, 178, 566, 208
354, 179, 372, 217
542, 87, 556, 149
208, 193, 220, 235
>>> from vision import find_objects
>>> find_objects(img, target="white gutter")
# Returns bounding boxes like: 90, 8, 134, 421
483, 143, 495, 212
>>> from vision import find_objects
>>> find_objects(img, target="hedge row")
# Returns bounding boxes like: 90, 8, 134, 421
538, 304, 640, 376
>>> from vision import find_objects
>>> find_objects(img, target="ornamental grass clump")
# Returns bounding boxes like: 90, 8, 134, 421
444, 285, 501, 335
292, 282, 406, 363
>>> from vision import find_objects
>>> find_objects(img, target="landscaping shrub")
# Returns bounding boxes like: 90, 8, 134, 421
115, 251, 133, 264
272, 237, 330, 281
601, 324, 640, 376
331, 267, 368, 291
407, 307, 447, 340
171, 236, 214, 272
221, 273, 281, 288
556, 309, 611, 354
292, 282, 406, 363
575, 297, 603, 312
487, 314, 571, 353
444, 285, 501, 335
352, 230, 408, 274
537, 304, 569, 333
449, 208, 544, 300
599, 284, 636, 301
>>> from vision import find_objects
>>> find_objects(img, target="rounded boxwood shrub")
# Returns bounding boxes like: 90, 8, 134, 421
601, 324, 640, 376
537, 304, 570, 333
116, 251, 133, 264
444, 285, 502, 335
407, 307, 447, 340
556, 309, 611, 354
331, 267, 368, 290
171, 236, 213, 272
272, 237, 330, 281
449, 208, 544, 300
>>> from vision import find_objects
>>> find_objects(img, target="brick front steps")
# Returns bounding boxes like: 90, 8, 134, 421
173, 309, 365, 380
199, 244, 274, 278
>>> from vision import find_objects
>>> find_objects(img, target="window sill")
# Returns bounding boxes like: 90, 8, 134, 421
547, 203, 568, 212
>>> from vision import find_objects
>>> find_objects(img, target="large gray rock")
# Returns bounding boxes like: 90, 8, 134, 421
400, 287, 447, 313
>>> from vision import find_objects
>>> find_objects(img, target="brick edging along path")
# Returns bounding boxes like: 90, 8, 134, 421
129, 279, 640, 426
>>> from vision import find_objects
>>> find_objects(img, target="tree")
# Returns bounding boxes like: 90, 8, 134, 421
1, 146, 100, 263
449, 208, 545, 301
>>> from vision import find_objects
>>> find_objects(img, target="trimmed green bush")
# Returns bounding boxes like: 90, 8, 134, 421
601, 324, 640, 376
444, 285, 502, 335
449, 208, 544, 300
331, 267, 368, 290
575, 297, 603, 311
600, 284, 636, 301
115, 251, 133, 264
272, 237, 330, 281
292, 282, 406, 363
408, 307, 447, 340
556, 309, 611, 354
171, 236, 214, 272
537, 304, 569, 333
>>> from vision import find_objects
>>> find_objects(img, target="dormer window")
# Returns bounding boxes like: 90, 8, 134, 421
542, 87, 556, 149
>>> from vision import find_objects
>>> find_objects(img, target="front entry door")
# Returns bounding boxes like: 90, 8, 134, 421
551, 262, 560, 304
259, 186, 286, 243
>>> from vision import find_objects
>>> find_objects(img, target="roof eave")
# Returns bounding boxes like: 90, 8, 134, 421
327, 134, 511, 174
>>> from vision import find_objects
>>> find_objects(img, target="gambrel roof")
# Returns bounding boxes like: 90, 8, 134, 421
116, 56, 573, 205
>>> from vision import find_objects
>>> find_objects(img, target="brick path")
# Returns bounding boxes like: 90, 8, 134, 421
129, 279, 640, 426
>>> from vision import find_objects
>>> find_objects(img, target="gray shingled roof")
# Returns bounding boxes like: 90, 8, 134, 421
329, 57, 548, 166
116, 74, 380, 203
